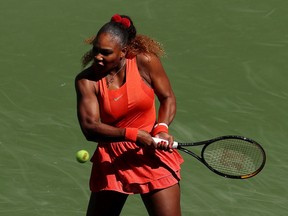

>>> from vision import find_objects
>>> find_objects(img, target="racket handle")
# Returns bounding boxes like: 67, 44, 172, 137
152, 137, 179, 148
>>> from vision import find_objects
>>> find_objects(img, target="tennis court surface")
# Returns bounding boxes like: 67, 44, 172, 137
1, 0, 287, 215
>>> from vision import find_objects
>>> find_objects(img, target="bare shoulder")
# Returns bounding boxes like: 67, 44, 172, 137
75, 67, 99, 95
136, 53, 163, 85
136, 53, 160, 69
75, 66, 95, 82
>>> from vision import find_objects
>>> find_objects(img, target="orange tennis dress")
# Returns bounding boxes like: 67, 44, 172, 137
89, 57, 184, 194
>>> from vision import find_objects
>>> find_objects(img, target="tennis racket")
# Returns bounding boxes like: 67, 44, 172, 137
153, 135, 266, 179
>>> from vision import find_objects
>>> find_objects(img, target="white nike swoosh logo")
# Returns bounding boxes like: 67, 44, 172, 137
113, 95, 123, 101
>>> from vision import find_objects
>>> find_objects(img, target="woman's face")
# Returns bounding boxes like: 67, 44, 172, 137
92, 32, 125, 73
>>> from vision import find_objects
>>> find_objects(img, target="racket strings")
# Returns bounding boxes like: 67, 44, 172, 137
203, 139, 264, 176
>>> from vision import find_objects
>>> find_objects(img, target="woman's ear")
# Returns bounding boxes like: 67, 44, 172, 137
120, 47, 127, 59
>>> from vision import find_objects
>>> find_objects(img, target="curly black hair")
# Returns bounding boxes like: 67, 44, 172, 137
81, 15, 164, 68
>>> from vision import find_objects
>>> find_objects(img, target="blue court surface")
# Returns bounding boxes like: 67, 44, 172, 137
1, 0, 287, 215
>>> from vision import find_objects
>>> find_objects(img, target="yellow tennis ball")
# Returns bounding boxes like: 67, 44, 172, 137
76, 150, 90, 163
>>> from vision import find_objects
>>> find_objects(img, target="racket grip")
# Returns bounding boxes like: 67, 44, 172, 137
152, 137, 179, 148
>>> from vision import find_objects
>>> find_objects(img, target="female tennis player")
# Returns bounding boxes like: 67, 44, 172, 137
75, 14, 184, 216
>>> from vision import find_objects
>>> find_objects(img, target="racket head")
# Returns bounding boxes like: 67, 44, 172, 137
200, 136, 266, 179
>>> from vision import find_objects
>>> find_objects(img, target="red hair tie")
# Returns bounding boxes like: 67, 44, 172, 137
111, 14, 131, 28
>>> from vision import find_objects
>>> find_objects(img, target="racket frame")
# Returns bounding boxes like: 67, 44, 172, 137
154, 135, 266, 179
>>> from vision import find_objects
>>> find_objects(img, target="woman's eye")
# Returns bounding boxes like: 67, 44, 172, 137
92, 47, 112, 56
101, 51, 111, 56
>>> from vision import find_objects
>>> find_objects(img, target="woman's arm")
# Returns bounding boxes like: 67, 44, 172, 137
137, 53, 176, 147
75, 74, 125, 142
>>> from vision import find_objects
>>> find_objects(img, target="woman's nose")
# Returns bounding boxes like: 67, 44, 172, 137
95, 54, 103, 61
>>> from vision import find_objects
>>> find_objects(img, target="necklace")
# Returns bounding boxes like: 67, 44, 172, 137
106, 60, 126, 87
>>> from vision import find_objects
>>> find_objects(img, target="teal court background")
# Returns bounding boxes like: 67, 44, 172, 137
1, 0, 287, 215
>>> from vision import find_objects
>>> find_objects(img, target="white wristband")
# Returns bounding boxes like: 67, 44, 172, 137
154, 123, 169, 129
